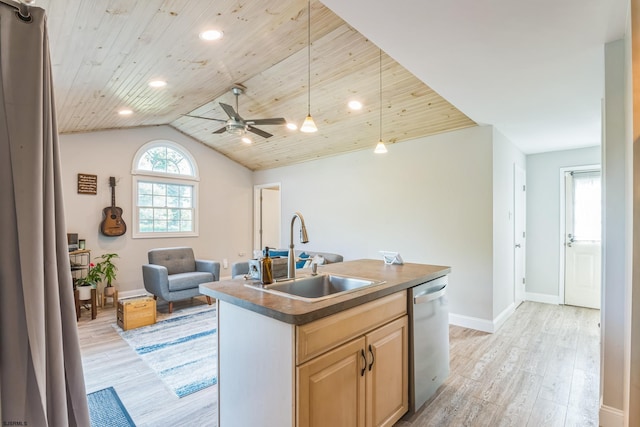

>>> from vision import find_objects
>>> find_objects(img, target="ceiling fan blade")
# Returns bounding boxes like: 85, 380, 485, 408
220, 102, 242, 120
182, 114, 226, 123
212, 126, 227, 134
246, 118, 287, 126
247, 126, 273, 138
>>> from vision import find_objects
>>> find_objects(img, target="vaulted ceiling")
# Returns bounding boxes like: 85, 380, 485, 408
38, 0, 628, 170
38, 0, 475, 171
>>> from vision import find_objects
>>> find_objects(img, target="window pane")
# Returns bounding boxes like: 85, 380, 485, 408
138, 182, 153, 194
166, 196, 180, 207
180, 186, 192, 197
153, 183, 166, 195
573, 172, 601, 241
154, 221, 167, 232
140, 220, 154, 232
139, 208, 153, 220
181, 220, 192, 231
167, 184, 180, 197
181, 210, 192, 220
138, 195, 153, 207
136, 143, 195, 177
154, 209, 167, 220
152, 195, 166, 207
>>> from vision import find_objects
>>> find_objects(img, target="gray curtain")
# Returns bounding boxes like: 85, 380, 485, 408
0, 2, 90, 426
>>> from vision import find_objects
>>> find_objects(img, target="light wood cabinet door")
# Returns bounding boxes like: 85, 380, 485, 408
297, 337, 366, 427
366, 316, 409, 427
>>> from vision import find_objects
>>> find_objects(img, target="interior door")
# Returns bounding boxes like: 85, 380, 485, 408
564, 170, 601, 309
253, 184, 281, 251
514, 164, 526, 307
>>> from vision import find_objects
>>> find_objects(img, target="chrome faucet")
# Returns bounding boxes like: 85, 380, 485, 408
288, 211, 309, 279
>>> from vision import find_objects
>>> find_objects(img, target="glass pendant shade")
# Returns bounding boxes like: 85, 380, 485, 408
374, 140, 388, 154
300, 114, 317, 133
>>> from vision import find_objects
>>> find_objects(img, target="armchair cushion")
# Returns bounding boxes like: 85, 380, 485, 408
168, 271, 213, 292
148, 247, 196, 275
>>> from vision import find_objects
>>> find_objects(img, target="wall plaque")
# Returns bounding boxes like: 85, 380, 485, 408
77, 173, 97, 195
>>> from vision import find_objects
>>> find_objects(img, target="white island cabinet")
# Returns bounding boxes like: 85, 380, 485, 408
200, 259, 451, 427
217, 291, 407, 427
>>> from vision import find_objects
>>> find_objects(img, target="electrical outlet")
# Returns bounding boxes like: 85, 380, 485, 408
238, 251, 246, 257
223, 258, 228, 269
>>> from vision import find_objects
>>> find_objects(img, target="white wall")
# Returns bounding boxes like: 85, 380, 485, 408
492, 128, 526, 318
600, 37, 627, 422
525, 146, 601, 298
59, 125, 254, 293
254, 126, 496, 322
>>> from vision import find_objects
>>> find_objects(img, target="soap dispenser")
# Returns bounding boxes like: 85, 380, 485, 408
261, 246, 274, 285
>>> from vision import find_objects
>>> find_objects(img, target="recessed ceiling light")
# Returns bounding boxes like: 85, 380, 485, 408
118, 109, 133, 116
348, 100, 363, 110
199, 30, 224, 41
241, 136, 252, 144
149, 80, 167, 88
286, 122, 298, 130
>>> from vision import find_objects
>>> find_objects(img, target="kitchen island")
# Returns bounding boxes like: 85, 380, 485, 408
200, 259, 450, 427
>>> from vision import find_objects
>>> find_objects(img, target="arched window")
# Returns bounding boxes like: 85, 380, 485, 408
131, 140, 199, 238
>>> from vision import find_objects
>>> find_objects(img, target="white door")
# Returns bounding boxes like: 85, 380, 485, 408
514, 164, 526, 307
253, 184, 281, 251
564, 170, 601, 309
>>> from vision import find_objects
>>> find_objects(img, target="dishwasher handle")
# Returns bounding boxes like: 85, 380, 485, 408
413, 284, 447, 304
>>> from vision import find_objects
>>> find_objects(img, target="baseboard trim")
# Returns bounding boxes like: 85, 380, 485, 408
599, 404, 624, 427
525, 292, 560, 305
493, 302, 516, 332
449, 313, 494, 333
450, 303, 517, 334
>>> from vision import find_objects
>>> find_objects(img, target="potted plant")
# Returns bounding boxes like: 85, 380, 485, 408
76, 262, 100, 300
95, 253, 119, 296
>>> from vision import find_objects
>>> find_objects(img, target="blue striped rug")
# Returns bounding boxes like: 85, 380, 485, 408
87, 386, 135, 426
116, 305, 217, 398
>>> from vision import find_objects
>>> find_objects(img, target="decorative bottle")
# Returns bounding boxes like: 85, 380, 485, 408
261, 246, 274, 285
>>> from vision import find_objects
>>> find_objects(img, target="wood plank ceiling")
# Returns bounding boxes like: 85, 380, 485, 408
38, 0, 476, 171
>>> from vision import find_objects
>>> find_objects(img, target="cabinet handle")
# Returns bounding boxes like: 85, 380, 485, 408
360, 349, 366, 377
368, 344, 375, 371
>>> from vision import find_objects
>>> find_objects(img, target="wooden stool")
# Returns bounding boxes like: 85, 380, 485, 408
102, 289, 118, 308
74, 288, 97, 320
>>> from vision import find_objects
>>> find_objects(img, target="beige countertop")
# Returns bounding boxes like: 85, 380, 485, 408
200, 259, 450, 325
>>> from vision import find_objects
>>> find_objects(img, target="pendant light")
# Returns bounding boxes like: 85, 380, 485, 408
300, 0, 318, 133
374, 48, 387, 153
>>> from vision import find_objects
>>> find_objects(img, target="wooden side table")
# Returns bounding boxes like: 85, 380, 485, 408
102, 289, 118, 308
74, 288, 97, 320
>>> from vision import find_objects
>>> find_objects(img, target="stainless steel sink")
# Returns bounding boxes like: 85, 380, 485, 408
245, 274, 385, 302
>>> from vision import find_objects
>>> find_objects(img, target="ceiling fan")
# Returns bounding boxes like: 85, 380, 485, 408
185, 86, 287, 139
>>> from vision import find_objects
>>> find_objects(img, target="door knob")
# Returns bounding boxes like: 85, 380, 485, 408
515, 244, 521, 248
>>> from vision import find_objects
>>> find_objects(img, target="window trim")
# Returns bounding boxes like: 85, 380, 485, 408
131, 140, 199, 239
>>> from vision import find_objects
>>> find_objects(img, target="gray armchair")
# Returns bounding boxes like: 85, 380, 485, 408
142, 247, 220, 313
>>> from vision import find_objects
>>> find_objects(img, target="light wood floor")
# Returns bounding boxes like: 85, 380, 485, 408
77, 299, 599, 427
77, 296, 217, 427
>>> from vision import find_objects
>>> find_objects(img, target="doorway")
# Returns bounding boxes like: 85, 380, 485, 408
560, 166, 601, 309
253, 183, 281, 252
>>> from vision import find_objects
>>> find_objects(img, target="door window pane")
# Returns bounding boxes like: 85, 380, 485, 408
573, 172, 601, 241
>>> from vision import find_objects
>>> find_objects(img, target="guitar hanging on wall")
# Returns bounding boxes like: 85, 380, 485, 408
100, 177, 126, 236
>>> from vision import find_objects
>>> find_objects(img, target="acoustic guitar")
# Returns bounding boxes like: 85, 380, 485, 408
100, 177, 126, 236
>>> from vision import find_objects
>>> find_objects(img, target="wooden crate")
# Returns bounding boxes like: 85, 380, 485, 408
117, 296, 156, 331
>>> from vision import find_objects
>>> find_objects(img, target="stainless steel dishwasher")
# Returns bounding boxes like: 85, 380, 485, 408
407, 275, 450, 414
